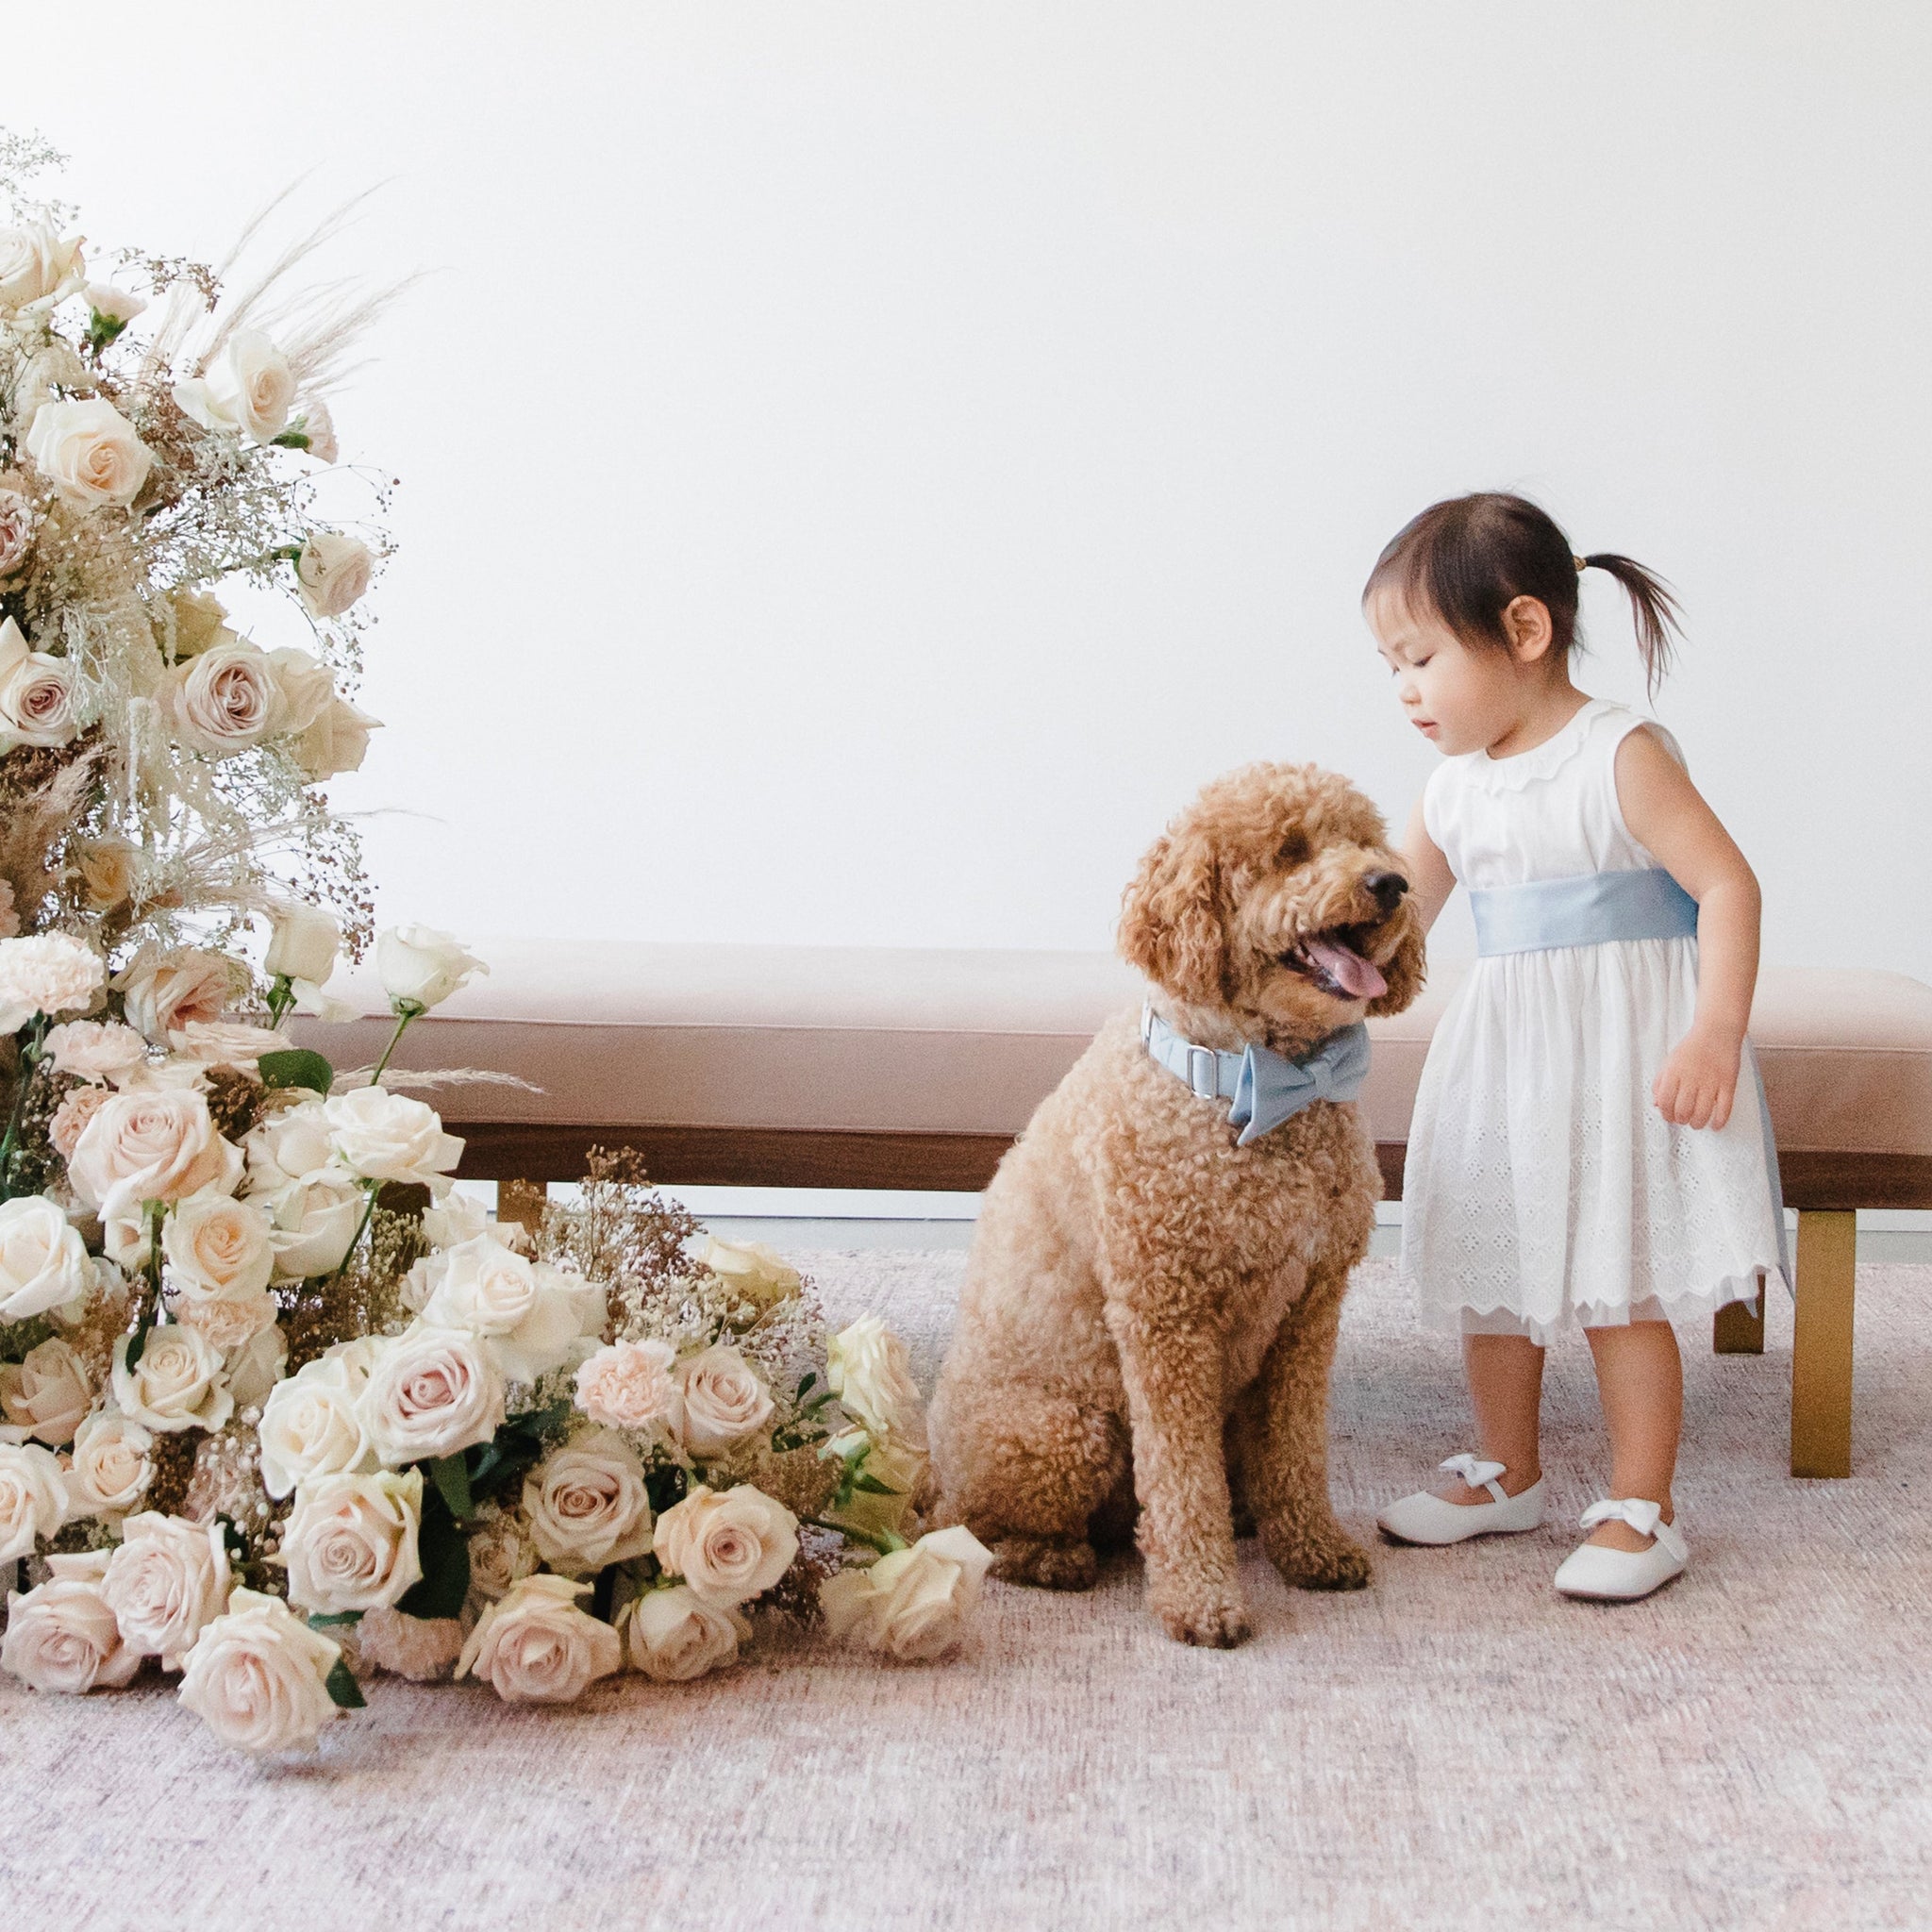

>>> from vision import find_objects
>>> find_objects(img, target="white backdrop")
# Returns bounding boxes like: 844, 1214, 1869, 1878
15, 4, 1932, 977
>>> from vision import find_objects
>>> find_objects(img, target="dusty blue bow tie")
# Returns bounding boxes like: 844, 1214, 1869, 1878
1141, 1007, 1372, 1145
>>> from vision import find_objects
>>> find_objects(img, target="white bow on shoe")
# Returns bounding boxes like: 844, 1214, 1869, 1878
1376, 1454, 1545, 1546
1438, 1454, 1507, 1502
1555, 1498, 1689, 1601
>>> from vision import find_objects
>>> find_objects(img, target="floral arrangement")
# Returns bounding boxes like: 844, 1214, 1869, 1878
0, 135, 987, 1757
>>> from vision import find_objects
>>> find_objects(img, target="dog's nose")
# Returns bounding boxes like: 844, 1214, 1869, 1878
1362, 870, 1408, 913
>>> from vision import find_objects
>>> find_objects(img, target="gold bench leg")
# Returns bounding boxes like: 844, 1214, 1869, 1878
1712, 1273, 1767, 1355
1790, 1209, 1857, 1478
496, 1178, 548, 1238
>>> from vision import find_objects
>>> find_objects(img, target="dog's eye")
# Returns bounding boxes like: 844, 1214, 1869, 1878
1274, 836, 1307, 869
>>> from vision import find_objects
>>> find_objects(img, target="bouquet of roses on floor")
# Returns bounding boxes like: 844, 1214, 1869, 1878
0, 133, 988, 1757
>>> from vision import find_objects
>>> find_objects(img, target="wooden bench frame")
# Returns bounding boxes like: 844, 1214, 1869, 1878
459, 1124, 1932, 1481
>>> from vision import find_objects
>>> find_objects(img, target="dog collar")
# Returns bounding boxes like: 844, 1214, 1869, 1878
1141, 1006, 1371, 1146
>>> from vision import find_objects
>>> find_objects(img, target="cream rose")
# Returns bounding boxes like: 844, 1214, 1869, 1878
172, 329, 296, 443
294, 531, 375, 618
0, 930, 104, 1032
375, 924, 487, 1015
112, 944, 237, 1041
257, 1354, 375, 1499
420, 1189, 517, 1252
291, 694, 380, 782
67, 1087, 242, 1218
522, 1428, 655, 1576
264, 645, 336, 737
456, 1573, 623, 1706
25, 395, 152, 509
0, 224, 85, 308
244, 1098, 338, 1188
85, 282, 146, 327
176, 1587, 343, 1754
263, 899, 340, 988
0, 487, 35, 578
73, 836, 136, 911
703, 1236, 803, 1308
44, 1019, 147, 1087
162, 586, 232, 658
110, 1324, 234, 1434
575, 1338, 681, 1434
420, 1240, 596, 1384
819, 1524, 993, 1663
827, 1314, 927, 1449
66, 1408, 156, 1520
620, 1583, 747, 1683
0, 1337, 92, 1444
0, 616, 75, 749
261, 1176, 364, 1281
2, 1571, 142, 1694
0, 1194, 94, 1322
222, 1321, 286, 1409
281, 1468, 424, 1615
0, 1441, 68, 1561
673, 1344, 775, 1457
357, 1324, 505, 1465
464, 1505, 540, 1604
651, 1483, 798, 1609
101, 1510, 232, 1669
160, 639, 279, 758
324, 1087, 465, 1190
161, 1189, 275, 1303
297, 398, 339, 464
167, 1020, 290, 1071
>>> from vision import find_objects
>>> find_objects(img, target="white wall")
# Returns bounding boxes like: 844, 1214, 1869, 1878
19, 4, 1932, 977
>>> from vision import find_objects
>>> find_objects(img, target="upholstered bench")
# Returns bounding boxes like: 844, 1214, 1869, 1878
298, 942, 1932, 1479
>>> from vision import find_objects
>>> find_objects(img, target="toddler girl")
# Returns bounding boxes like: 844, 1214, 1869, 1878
1366, 492, 1787, 1601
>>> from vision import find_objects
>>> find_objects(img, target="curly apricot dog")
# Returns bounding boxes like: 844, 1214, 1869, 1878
929, 763, 1425, 1646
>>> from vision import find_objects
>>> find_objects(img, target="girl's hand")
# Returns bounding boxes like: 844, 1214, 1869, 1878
1654, 1026, 1741, 1131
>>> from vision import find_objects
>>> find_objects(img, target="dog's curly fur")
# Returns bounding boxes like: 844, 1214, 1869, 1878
929, 763, 1426, 1646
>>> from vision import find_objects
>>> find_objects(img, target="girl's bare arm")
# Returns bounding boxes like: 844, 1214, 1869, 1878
1398, 795, 1457, 938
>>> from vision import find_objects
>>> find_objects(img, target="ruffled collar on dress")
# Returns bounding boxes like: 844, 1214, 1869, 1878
1462, 695, 1620, 793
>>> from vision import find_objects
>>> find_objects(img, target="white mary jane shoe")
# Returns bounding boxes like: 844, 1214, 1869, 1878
1553, 1499, 1689, 1602
1376, 1454, 1547, 1546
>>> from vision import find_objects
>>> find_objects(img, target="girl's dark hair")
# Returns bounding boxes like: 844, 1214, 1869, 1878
1362, 491, 1682, 695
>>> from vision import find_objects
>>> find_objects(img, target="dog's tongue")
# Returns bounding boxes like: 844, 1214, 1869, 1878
1306, 937, 1387, 1001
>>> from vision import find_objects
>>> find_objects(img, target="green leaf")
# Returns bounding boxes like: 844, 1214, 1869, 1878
324, 1656, 366, 1708
258, 1047, 335, 1094
795, 1372, 817, 1399
508, 1398, 572, 1443
123, 1314, 153, 1373
394, 1487, 471, 1621
308, 1610, 364, 1629
850, 1473, 901, 1496
427, 1453, 474, 1524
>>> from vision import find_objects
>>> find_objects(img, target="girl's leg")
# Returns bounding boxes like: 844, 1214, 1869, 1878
1581, 1318, 1682, 1549
1440, 1333, 1545, 1504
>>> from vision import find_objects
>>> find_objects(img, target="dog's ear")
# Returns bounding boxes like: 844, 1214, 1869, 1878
1366, 899, 1427, 1016
1118, 825, 1227, 1003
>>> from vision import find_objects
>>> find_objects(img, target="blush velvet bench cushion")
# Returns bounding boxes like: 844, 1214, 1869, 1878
297, 941, 1932, 1480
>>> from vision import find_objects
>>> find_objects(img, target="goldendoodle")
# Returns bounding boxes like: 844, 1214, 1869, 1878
929, 763, 1425, 1646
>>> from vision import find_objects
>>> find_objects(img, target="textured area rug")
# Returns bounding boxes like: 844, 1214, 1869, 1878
5, 1257, 1928, 1932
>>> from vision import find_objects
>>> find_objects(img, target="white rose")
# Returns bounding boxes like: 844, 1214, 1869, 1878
162, 586, 232, 658
575, 1338, 682, 1434
0, 224, 85, 308
375, 924, 487, 1015
172, 328, 295, 443
291, 695, 380, 781
673, 1344, 775, 1457
177, 1587, 342, 1754
244, 1098, 339, 1188
819, 1524, 993, 1663
66, 1409, 155, 1520
264, 645, 336, 737
258, 1354, 376, 1499
159, 638, 279, 758
68, 1087, 241, 1219
421, 1240, 594, 1384
324, 1086, 465, 1189
263, 899, 340, 987
357, 1324, 505, 1465
221, 1319, 286, 1407
74, 836, 138, 911
0, 1441, 68, 1561
0, 1337, 92, 1444
703, 1236, 802, 1308
827, 1314, 927, 1449
167, 1020, 290, 1071
100, 1510, 232, 1668
464, 1506, 540, 1603
522, 1427, 655, 1576
85, 282, 146, 326
110, 1324, 234, 1434
455, 1573, 622, 1705
43, 1017, 148, 1085
0, 1194, 94, 1321
111, 944, 237, 1041
0, 930, 104, 1032
0, 616, 75, 750
261, 1176, 364, 1280
281, 1468, 424, 1615
294, 531, 375, 617
651, 1483, 798, 1610
161, 1190, 275, 1304
2, 1574, 142, 1694
620, 1583, 747, 1683
296, 398, 338, 463
24, 395, 152, 509
420, 1189, 517, 1252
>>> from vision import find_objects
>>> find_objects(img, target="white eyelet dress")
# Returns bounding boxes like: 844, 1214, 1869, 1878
1399, 696, 1790, 1343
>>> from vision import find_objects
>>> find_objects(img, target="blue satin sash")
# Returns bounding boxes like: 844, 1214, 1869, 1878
1141, 1007, 1371, 1146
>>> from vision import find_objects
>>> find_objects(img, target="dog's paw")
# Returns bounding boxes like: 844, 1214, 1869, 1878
990, 1536, 1098, 1591
1263, 1521, 1374, 1592
1156, 1588, 1252, 1649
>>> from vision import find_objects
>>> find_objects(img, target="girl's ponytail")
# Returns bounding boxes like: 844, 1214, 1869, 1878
1578, 553, 1683, 697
